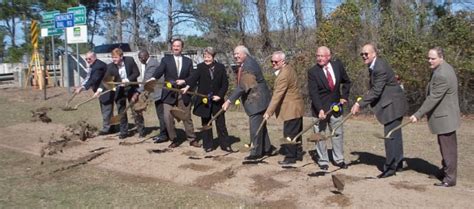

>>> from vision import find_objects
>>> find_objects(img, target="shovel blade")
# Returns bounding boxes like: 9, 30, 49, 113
197, 125, 212, 131
61, 107, 77, 111
373, 133, 392, 139
307, 133, 327, 142
109, 115, 121, 125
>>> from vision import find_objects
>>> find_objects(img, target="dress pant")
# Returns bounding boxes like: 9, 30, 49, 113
116, 87, 143, 136
314, 114, 344, 166
438, 131, 457, 185
383, 117, 404, 172
200, 108, 229, 150
154, 99, 168, 139
282, 117, 303, 160
99, 101, 113, 132
163, 95, 196, 142
249, 111, 272, 156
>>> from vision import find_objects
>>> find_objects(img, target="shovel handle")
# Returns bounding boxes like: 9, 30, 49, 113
330, 112, 353, 136
164, 86, 208, 98
205, 108, 225, 127
385, 120, 412, 138
290, 104, 340, 142
74, 89, 112, 109
65, 92, 78, 107
245, 118, 267, 148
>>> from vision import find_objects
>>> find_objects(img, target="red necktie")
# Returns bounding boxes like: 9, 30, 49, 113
325, 66, 335, 91
237, 66, 242, 85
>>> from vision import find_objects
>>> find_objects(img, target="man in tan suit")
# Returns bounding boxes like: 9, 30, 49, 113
264, 51, 305, 165
410, 47, 460, 187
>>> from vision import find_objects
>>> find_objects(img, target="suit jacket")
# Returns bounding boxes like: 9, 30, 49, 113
153, 55, 194, 106
413, 62, 460, 134
102, 56, 140, 102
185, 61, 229, 118
308, 59, 351, 117
266, 64, 304, 121
228, 56, 271, 116
358, 57, 408, 125
140, 58, 164, 101
83, 59, 107, 93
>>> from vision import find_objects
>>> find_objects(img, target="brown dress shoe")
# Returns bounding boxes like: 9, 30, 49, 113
189, 140, 201, 148
168, 142, 179, 148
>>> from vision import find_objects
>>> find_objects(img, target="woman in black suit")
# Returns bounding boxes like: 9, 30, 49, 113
178, 47, 233, 152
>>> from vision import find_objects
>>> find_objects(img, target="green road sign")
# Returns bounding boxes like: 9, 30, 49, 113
67, 6, 86, 25
42, 10, 59, 22
48, 28, 64, 36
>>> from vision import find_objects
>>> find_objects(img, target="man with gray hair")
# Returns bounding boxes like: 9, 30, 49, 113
264, 51, 305, 165
222, 45, 274, 161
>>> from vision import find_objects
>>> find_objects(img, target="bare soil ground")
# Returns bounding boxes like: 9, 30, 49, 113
1, 87, 473, 208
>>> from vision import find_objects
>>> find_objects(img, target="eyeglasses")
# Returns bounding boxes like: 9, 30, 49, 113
85, 58, 93, 61
271, 60, 280, 64
360, 52, 369, 57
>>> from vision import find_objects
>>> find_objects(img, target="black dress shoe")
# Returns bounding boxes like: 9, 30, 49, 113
168, 142, 179, 148
153, 136, 169, 143
335, 162, 348, 169
189, 140, 202, 148
244, 155, 262, 161
204, 147, 213, 152
278, 158, 296, 165
377, 170, 396, 178
434, 182, 454, 187
98, 130, 110, 135
118, 134, 127, 139
319, 164, 329, 171
220, 146, 235, 153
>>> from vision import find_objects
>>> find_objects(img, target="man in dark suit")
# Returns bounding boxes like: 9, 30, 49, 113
151, 39, 199, 148
264, 51, 305, 165
96, 48, 141, 139
222, 45, 274, 161
178, 47, 232, 152
410, 47, 460, 187
138, 50, 168, 141
308, 46, 351, 171
74, 51, 111, 135
351, 43, 408, 178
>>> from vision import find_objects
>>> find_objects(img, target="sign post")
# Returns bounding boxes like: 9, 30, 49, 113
41, 10, 62, 87
67, 6, 87, 88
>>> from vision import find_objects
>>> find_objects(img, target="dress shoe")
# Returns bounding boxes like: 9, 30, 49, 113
377, 170, 396, 178
220, 146, 235, 153
204, 147, 213, 152
278, 158, 296, 165
319, 164, 329, 171
434, 182, 454, 187
118, 134, 127, 139
244, 155, 262, 161
264, 147, 279, 157
189, 140, 202, 148
168, 142, 179, 148
138, 132, 146, 138
335, 162, 348, 169
153, 136, 169, 143
98, 130, 110, 136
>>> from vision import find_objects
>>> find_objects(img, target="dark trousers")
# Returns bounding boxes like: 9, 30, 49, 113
99, 101, 113, 132
154, 100, 168, 139
383, 117, 404, 172
438, 131, 457, 185
249, 111, 272, 156
201, 109, 229, 150
282, 118, 303, 160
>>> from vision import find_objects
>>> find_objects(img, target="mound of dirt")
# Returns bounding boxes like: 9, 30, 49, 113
31, 107, 52, 123
39, 121, 98, 157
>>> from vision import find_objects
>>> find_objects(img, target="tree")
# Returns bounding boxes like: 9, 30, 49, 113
256, 0, 272, 53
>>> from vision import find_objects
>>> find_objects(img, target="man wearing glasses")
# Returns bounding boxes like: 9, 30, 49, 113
74, 51, 111, 135
263, 51, 305, 165
351, 43, 408, 178
308, 46, 352, 171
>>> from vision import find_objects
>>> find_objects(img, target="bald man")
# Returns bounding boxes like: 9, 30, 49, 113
351, 43, 408, 178
308, 46, 351, 171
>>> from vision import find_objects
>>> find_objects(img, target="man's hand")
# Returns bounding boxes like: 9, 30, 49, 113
318, 109, 326, 120
351, 102, 360, 115
146, 77, 156, 82
180, 85, 190, 94
131, 92, 139, 103
222, 100, 231, 111
74, 86, 84, 94
339, 98, 348, 105
263, 113, 270, 120
212, 95, 221, 101
176, 79, 186, 86
409, 115, 418, 123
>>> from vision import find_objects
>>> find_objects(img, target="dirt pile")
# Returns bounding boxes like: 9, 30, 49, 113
31, 107, 52, 123
40, 120, 98, 157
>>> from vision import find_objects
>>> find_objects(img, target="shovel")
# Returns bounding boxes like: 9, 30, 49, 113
197, 108, 226, 131
109, 99, 137, 125
374, 120, 412, 139
315, 97, 362, 141
244, 118, 267, 148
62, 89, 113, 111
64, 91, 78, 108
106, 79, 159, 92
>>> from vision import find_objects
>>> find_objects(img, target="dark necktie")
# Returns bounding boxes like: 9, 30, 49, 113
237, 65, 242, 85
209, 65, 215, 80
324, 66, 335, 91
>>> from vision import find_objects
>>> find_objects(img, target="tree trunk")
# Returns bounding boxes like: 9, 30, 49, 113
256, 0, 271, 53
132, 0, 139, 50
167, 0, 173, 50
116, 0, 122, 43
314, 0, 322, 27
291, 0, 303, 34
